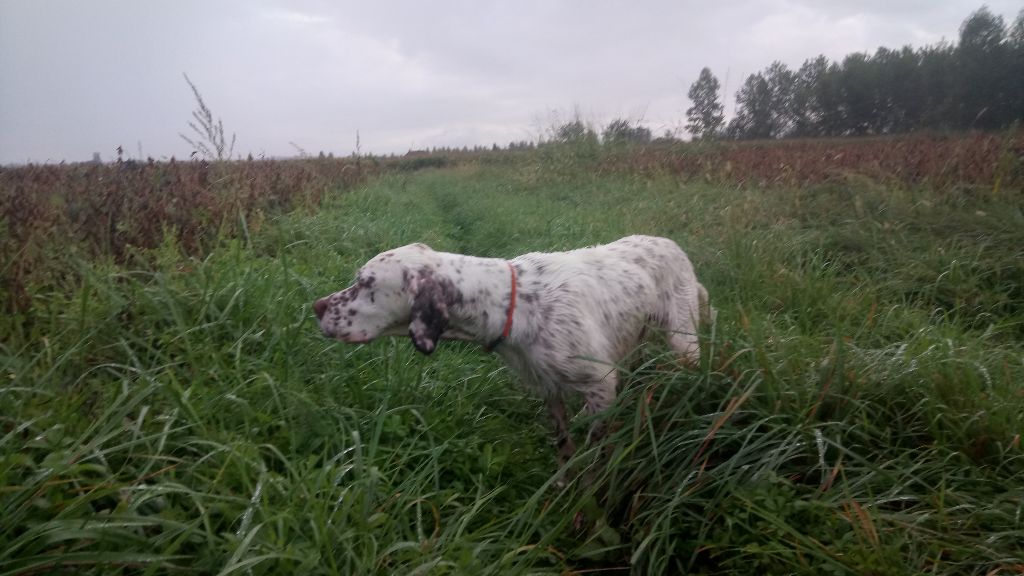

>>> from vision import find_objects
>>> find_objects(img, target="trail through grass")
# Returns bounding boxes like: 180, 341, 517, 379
2, 158, 1023, 574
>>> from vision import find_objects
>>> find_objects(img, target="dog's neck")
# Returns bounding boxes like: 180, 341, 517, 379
432, 253, 517, 347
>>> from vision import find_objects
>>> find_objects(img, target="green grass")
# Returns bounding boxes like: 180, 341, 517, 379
2, 156, 1023, 574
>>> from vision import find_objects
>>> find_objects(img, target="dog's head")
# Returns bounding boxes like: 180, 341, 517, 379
313, 243, 456, 354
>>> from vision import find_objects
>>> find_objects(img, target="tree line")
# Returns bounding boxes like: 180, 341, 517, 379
687, 6, 1024, 140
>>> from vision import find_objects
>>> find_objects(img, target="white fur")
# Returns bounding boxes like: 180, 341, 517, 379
314, 235, 713, 462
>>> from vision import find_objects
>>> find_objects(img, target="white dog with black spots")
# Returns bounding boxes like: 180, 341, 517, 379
314, 235, 714, 465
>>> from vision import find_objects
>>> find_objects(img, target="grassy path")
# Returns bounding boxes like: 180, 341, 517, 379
2, 162, 1023, 574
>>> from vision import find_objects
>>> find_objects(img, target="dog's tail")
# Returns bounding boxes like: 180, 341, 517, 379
698, 283, 716, 327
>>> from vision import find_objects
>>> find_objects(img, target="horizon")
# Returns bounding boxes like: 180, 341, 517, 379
2, 1, 1021, 164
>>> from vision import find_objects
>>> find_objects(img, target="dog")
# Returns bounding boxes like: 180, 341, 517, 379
313, 235, 713, 465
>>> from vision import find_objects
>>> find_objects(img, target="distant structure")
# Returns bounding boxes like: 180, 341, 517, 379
90, 152, 102, 164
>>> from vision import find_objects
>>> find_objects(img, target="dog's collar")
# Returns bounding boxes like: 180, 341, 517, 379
485, 262, 517, 352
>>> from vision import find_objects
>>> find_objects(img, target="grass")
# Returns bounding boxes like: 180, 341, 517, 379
2, 151, 1023, 574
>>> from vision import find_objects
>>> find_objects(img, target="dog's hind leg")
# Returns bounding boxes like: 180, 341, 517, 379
546, 393, 576, 467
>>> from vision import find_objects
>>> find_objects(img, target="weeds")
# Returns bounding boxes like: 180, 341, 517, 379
1, 138, 1022, 574
0, 157, 375, 312
598, 131, 1024, 190
179, 73, 236, 161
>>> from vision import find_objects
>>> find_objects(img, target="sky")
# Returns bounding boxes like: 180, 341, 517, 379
1, 0, 1020, 163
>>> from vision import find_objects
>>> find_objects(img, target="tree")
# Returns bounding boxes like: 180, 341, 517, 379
790, 56, 828, 136
917, 42, 958, 129
958, 7, 1010, 128
763, 61, 796, 136
554, 119, 598, 145
602, 119, 652, 145
960, 6, 1007, 52
812, 61, 847, 136
728, 73, 772, 139
838, 52, 881, 135
875, 46, 924, 132
686, 68, 725, 140
726, 61, 798, 139
1012, 9, 1024, 43
1010, 10, 1024, 122
552, 116, 598, 146
722, 5, 1022, 138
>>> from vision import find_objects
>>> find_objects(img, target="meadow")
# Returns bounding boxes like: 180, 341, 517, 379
1, 136, 1023, 574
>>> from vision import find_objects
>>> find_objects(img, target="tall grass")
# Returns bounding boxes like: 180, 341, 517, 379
2, 148, 1022, 574
0, 157, 376, 312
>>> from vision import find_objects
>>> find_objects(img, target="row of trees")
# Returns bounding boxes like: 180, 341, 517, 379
548, 118, 654, 146
687, 6, 1024, 140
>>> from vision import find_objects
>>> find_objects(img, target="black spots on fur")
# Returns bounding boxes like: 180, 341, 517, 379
347, 308, 358, 316
357, 275, 376, 290
520, 292, 536, 304
602, 310, 614, 326
337, 283, 361, 304
415, 267, 464, 307
409, 298, 447, 354
408, 268, 452, 355
514, 264, 526, 278
553, 281, 573, 296
550, 363, 577, 385
369, 291, 376, 303
436, 276, 464, 306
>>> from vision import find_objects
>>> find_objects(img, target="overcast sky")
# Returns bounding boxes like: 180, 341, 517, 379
1, 1, 1019, 163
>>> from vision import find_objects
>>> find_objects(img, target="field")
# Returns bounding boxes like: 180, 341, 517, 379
2, 135, 1023, 574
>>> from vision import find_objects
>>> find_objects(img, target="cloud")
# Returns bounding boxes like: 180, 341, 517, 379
260, 8, 332, 26
748, 4, 871, 62
1, 0, 1020, 162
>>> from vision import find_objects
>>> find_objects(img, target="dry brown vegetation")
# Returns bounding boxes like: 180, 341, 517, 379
600, 132, 1024, 189
2, 132, 1020, 313
2, 130, 1022, 574
0, 157, 375, 310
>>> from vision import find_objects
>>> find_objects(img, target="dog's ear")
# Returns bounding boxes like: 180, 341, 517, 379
407, 270, 448, 355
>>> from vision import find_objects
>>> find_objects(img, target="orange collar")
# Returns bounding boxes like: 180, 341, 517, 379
485, 262, 516, 352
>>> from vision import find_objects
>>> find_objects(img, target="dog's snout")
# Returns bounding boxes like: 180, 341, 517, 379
313, 297, 329, 320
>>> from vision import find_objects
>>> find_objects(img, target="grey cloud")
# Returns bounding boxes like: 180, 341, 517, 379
1, 0, 1019, 162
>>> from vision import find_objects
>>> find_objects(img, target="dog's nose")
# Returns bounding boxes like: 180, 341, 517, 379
313, 298, 329, 320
